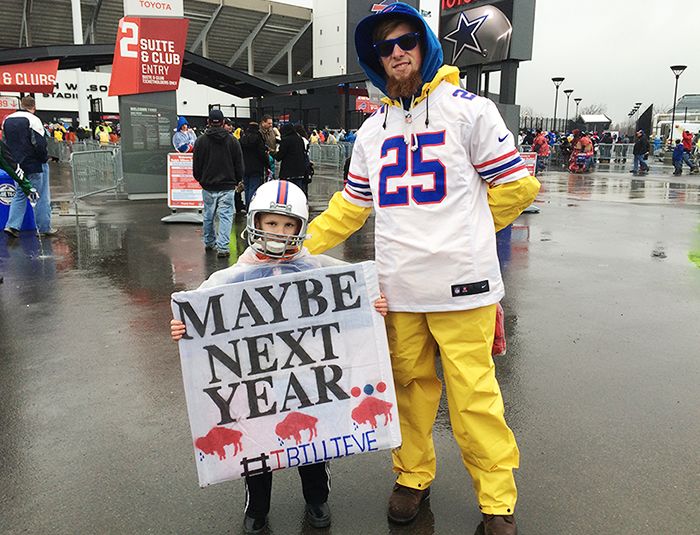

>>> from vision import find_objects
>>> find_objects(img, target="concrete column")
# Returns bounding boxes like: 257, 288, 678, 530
287, 51, 292, 84
464, 65, 482, 94
248, 46, 254, 75
71, 0, 91, 128
499, 61, 518, 105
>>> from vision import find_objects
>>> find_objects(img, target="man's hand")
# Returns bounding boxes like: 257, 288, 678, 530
170, 319, 186, 341
373, 293, 388, 317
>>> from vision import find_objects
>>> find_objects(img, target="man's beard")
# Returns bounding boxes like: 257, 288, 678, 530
385, 70, 423, 99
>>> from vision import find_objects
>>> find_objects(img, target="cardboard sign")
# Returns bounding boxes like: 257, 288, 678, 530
167, 153, 202, 208
171, 262, 401, 487
520, 151, 537, 176
108, 17, 189, 97
0, 60, 59, 93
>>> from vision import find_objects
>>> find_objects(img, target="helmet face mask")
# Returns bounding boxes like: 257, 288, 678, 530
245, 180, 309, 258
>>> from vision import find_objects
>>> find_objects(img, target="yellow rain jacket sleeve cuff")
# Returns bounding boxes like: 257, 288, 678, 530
488, 175, 541, 232
304, 191, 372, 254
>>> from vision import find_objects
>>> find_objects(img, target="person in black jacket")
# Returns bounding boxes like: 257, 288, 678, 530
631, 130, 650, 175
239, 122, 268, 207
2, 96, 53, 238
193, 109, 244, 258
273, 123, 307, 194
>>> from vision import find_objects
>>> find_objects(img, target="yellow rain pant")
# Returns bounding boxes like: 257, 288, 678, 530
386, 305, 520, 515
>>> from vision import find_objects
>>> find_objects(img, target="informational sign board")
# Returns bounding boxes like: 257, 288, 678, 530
108, 17, 189, 97
171, 262, 401, 487
123, 0, 184, 18
167, 153, 202, 209
0, 60, 59, 93
520, 151, 537, 176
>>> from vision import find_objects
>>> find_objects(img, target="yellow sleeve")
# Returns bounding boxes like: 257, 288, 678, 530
488, 175, 541, 232
304, 191, 372, 254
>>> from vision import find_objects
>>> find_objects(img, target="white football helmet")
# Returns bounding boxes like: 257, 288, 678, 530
245, 180, 309, 258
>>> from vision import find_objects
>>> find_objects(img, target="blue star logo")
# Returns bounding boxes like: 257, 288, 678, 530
443, 11, 489, 63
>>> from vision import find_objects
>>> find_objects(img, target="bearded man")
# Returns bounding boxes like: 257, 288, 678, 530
305, 4, 539, 534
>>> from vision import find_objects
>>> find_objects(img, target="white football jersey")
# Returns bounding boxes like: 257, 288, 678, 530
344, 81, 530, 312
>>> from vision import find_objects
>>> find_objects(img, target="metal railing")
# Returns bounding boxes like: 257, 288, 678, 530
308, 144, 343, 168
520, 143, 636, 170
70, 148, 123, 201
307, 169, 344, 209
47, 138, 119, 162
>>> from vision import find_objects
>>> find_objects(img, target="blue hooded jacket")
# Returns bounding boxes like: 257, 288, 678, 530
173, 116, 196, 152
354, 2, 443, 98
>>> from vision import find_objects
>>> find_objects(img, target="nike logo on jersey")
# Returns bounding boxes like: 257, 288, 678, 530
498, 134, 509, 142
451, 280, 490, 297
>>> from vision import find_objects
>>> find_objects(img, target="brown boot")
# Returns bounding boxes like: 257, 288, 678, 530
387, 483, 430, 524
482, 514, 517, 535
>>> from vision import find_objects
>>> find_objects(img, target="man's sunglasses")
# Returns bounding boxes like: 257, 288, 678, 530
373, 32, 421, 58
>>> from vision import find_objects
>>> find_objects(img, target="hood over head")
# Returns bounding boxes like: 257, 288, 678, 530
177, 116, 189, 130
280, 123, 297, 138
205, 125, 230, 142
355, 2, 443, 97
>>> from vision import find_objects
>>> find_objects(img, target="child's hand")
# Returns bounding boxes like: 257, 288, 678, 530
171, 319, 186, 341
373, 293, 388, 317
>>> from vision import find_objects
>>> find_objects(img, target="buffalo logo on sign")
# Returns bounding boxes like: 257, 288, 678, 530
440, 1, 514, 67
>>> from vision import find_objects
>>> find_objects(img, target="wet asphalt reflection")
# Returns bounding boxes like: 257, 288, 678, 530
1, 165, 699, 534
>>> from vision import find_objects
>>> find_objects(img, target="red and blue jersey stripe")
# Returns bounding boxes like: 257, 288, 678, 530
474, 149, 529, 184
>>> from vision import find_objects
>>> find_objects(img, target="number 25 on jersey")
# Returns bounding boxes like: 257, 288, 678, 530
379, 131, 446, 207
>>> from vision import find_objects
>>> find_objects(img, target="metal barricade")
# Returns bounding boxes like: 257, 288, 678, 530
308, 144, 342, 168
337, 141, 354, 163
46, 138, 61, 161
611, 144, 631, 162
307, 170, 344, 209
597, 143, 613, 162
70, 149, 123, 201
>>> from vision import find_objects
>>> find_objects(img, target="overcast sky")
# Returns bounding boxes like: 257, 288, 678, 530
283, 0, 699, 124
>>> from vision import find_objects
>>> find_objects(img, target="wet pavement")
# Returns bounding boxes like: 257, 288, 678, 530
1, 163, 699, 534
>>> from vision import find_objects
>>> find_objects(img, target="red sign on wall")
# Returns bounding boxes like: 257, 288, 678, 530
0, 60, 59, 93
355, 96, 381, 114
108, 17, 189, 97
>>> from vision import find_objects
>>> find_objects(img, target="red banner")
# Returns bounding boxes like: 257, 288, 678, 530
0, 60, 58, 93
108, 17, 189, 97
355, 96, 381, 114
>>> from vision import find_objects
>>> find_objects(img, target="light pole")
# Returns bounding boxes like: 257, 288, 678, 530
574, 97, 582, 124
551, 77, 564, 132
669, 65, 687, 145
563, 89, 573, 133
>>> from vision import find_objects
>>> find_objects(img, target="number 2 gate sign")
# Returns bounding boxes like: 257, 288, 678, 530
109, 16, 188, 97
171, 262, 402, 487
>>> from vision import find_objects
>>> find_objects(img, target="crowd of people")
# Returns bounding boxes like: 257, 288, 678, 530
519, 126, 700, 176
44, 121, 120, 147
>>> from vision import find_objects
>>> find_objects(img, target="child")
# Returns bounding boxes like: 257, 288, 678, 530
672, 139, 684, 176
170, 180, 387, 534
